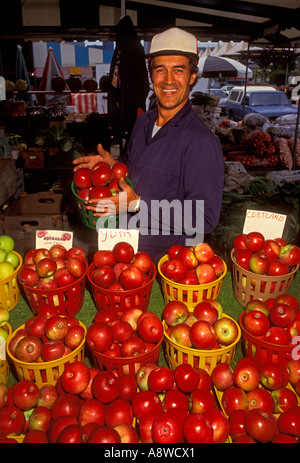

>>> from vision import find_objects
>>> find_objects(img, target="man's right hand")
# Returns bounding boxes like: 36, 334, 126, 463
73, 143, 117, 171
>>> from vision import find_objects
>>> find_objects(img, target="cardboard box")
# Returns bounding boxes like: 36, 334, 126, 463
22, 148, 45, 169
19, 189, 64, 215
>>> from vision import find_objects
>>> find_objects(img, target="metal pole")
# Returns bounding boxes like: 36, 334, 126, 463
242, 41, 250, 119
292, 102, 300, 170
121, 0, 126, 18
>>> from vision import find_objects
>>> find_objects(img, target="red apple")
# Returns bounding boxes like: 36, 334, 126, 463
190, 320, 217, 349
61, 362, 90, 395
222, 386, 248, 415
233, 233, 247, 250
195, 263, 216, 285
152, 410, 183, 443
91, 371, 119, 404
193, 243, 214, 263
211, 363, 234, 391
18, 266, 39, 287
272, 387, 298, 414
259, 362, 287, 390
275, 294, 299, 312
12, 380, 40, 410
78, 398, 105, 427
247, 387, 274, 412
177, 247, 198, 269
174, 363, 200, 393
36, 258, 57, 278
131, 390, 162, 420
163, 258, 188, 282
245, 299, 270, 317
182, 412, 212, 443
54, 268, 75, 287
233, 361, 260, 392
202, 408, 230, 443
249, 252, 270, 274
113, 242, 135, 264
93, 265, 116, 288
235, 249, 253, 270
120, 336, 145, 357
213, 317, 238, 346
90, 165, 113, 186
74, 167, 92, 189
264, 326, 290, 345
269, 303, 296, 327
279, 244, 300, 267
267, 259, 290, 276
162, 301, 189, 326
193, 301, 218, 324
119, 266, 144, 289
137, 314, 163, 344
170, 323, 192, 347
263, 239, 281, 260
86, 322, 113, 353
136, 364, 158, 391
244, 409, 277, 443
15, 335, 42, 362
44, 316, 68, 341
148, 367, 175, 393
130, 251, 153, 273
243, 310, 270, 336
246, 231, 265, 252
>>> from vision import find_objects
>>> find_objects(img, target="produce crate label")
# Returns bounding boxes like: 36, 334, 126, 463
98, 228, 139, 253
35, 230, 73, 249
243, 209, 286, 240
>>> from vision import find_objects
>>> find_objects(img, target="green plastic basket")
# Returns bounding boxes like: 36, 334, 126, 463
71, 178, 133, 230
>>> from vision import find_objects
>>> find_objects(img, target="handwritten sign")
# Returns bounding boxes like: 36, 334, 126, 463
35, 230, 74, 250
98, 229, 139, 253
243, 209, 286, 240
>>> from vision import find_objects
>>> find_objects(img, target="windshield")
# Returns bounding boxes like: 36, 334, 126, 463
250, 92, 291, 106
210, 90, 227, 98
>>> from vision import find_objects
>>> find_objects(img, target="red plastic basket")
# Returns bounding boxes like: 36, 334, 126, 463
87, 262, 156, 313
89, 335, 163, 377
239, 311, 294, 366
18, 261, 88, 316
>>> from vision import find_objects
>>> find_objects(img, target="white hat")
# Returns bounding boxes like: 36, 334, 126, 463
146, 27, 199, 62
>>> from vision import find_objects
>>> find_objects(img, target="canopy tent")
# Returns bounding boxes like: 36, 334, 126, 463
15, 44, 32, 101
38, 46, 70, 106
197, 55, 253, 79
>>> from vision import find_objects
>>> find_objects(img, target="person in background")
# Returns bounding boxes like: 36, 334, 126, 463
73, 27, 224, 265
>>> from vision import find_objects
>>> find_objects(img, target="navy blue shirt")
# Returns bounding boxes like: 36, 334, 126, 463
121, 100, 224, 265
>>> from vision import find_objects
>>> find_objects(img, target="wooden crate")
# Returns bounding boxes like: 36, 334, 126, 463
19, 189, 64, 215
0, 200, 71, 256
0, 159, 17, 207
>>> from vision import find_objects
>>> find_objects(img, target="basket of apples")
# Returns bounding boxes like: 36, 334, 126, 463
87, 242, 156, 313
162, 299, 241, 374
86, 308, 164, 377
0, 234, 23, 311
211, 357, 300, 443
0, 307, 12, 384
231, 232, 300, 306
71, 161, 133, 229
239, 294, 300, 367
6, 307, 86, 388
157, 243, 227, 311
18, 245, 88, 316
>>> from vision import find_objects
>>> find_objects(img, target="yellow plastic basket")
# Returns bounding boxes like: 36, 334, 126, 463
163, 314, 241, 374
6, 320, 86, 389
158, 254, 227, 310
0, 252, 23, 311
0, 323, 12, 384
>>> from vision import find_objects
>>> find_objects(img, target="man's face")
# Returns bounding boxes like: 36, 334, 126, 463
151, 55, 196, 114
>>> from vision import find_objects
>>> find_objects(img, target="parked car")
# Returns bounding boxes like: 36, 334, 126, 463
209, 88, 228, 115
221, 84, 234, 95
225, 85, 298, 121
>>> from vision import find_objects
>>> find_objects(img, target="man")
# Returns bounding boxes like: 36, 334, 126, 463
73, 27, 224, 265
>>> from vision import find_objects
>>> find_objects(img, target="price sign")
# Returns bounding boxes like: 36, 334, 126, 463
97, 229, 139, 253
243, 209, 286, 240
35, 230, 74, 250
